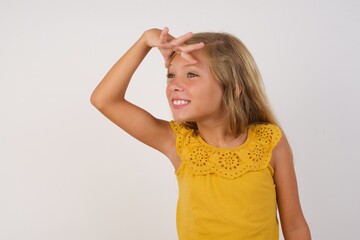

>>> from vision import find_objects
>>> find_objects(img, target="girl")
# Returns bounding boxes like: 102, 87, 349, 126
91, 27, 311, 240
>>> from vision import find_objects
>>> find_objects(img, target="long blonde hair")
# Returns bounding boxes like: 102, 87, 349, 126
183, 32, 278, 137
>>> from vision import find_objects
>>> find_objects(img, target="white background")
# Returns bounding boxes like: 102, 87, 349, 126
1, 0, 359, 239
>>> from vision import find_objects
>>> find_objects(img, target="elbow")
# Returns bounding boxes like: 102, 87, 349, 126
90, 91, 98, 107
90, 90, 123, 112
90, 91, 105, 110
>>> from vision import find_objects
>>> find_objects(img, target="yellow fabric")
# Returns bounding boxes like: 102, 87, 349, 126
170, 121, 282, 240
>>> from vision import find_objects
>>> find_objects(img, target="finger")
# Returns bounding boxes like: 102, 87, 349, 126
164, 59, 170, 68
179, 42, 205, 53
170, 32, 193, 46
164, 50, 175, 68
180, 52, 197, 64
158, 27, 169, 44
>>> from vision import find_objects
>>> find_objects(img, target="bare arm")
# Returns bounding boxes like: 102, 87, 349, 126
90, 28, 203, 167
271, 134, 311, 240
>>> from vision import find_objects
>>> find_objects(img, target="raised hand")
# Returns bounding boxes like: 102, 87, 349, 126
144, 27, 204, 67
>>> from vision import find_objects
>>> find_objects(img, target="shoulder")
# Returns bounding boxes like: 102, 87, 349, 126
169, 121, 195, 137
169, 121, 199, 161
268, 126, 293, 171
249, 123, 288, 169
168, 121, 197, 170
250, 123, 282, 149
169, 120, 185, 132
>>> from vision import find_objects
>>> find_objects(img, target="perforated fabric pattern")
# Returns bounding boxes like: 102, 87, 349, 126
170, 121, 282, 179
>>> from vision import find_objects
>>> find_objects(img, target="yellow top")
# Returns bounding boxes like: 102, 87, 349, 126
170, 121, 282, 240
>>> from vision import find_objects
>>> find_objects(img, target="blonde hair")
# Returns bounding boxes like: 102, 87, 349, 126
183, 32, 278, 137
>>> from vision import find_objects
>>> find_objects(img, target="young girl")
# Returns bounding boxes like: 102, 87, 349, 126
91, 27, 311, 240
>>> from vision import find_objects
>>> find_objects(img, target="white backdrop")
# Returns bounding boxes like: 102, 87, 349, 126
1, 0, 359, 239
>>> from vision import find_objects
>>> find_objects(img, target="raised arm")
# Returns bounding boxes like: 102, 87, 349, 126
90, 28, 202, 167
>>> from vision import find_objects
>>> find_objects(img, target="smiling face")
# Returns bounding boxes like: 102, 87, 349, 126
166, 50, 226, 125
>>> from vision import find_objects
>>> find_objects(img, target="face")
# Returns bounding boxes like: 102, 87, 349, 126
166, 50, 226, 125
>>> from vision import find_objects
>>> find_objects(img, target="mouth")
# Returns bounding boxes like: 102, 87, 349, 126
173, 99, 190, 106
171, 99, 190, 109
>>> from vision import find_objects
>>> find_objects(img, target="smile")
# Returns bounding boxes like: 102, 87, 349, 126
172, 99, 190, 106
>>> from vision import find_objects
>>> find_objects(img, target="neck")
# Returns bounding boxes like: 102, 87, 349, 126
197, 122, 247, 148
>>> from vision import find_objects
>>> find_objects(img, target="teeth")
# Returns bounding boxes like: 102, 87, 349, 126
173, 100, 189, 106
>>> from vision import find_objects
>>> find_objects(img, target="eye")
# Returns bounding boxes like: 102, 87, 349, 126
167, 73, 175, 79
187, 72, 199, 78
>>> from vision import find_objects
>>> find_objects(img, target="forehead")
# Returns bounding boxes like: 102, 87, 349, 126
169, 50, 209, 69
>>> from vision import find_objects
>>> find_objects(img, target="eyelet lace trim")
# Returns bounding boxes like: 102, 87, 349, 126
170, 121, 282, 179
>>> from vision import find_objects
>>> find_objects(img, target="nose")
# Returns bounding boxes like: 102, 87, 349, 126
167, 77, 184, 92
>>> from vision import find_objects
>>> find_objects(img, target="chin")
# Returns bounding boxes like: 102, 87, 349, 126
172, 115, 193, 123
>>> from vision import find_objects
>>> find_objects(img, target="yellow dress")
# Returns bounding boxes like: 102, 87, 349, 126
170, 121, 282, 240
